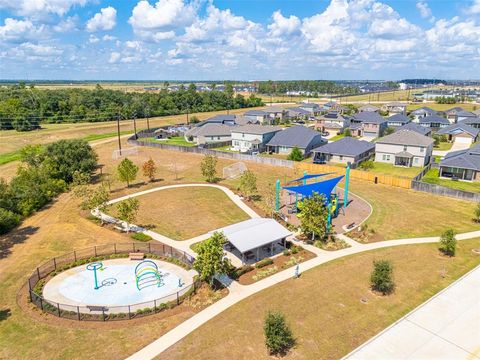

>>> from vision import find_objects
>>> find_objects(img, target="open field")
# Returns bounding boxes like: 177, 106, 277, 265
107, 187, 250, 240
422, 169, 480, 193
161, 238, 480, 360
407, 102, 479, 112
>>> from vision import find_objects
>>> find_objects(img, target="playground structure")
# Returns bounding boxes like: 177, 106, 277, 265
135, 260, 164, 291
275, 166, 351, 232
223, 162, 247, 179
86, 262, 104, 290
112, 146, 138, 160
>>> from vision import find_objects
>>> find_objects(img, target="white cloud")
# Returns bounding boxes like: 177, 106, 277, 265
108, 51, 121, 63
86, 6, 117, 32
102, 34, 116, 41
0, 0, 89, 17
88, 35, 99, 43
416, 1, 432, 18
53, 16, 78, 32
470, 0, 480, 14
0, 18, 46, 42
268, 11, 301, 37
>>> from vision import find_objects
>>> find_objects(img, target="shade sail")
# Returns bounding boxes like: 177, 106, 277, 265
283, 175, 344, 198
289, 173, 332, 183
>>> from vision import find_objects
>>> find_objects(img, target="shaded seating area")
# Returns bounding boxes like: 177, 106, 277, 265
214, 218, 291, 265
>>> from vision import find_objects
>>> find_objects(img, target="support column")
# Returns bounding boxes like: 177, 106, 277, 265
344, 164, 350, 209
275, 179, 280, 212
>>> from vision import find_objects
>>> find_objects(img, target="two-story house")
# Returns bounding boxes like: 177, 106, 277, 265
298, 102, 320, 115
351, 111, 388, 138
444, 107, 478, 123
375, 130, 434, 167
244, 110, 269, 124
382, 102, 407, 115
315, 111, 351, 133
231, 125, 281, 153
410, 106, 437, 122
387, 114, 410, 127
419, 115, 450, 131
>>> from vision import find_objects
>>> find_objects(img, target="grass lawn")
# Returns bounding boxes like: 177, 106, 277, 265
422, 168, 480, 193
329, 133, 345, 141
0, 150, 21, 166
434, 141, 453, 151
108, 187, 250, 240
368, 162, 423, 179
162, 238, 480, 360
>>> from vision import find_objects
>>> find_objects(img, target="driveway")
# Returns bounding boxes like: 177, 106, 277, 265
433, 138, 471, 157
345, 265, 480, 359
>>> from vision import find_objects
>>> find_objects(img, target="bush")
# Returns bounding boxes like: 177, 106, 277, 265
255, 258, 274, 269
130, 232, 152, 242
370, 260, 394, 295
359, 160, 374, 171
264, 311, 295, 356
287, 146, 303, 161
283, 249, 291, 256
439, 229, 456, 256
0, 208, 21, 234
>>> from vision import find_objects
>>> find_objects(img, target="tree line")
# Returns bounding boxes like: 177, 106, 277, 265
256, 80, 360, 96
0, 83, 264, 131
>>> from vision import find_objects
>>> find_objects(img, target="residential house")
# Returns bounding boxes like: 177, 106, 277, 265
375, 130, 434, 167
396, 122, 432, 137
382, 102, 407, 115
444, 107, 478, 123
311, 137, 375, 167
264, 107, 288, 123
266, 126, 326, 157
410, 106, 437, 122
233, 115, 260, 126
473, 109, 480, 117
387, 114, 410, 127
184, 124, 232, 145
437, 122, 480, 145
462, 117, 480, 129
298, 102, 321, 115
351, 111, 388, 138
322, 101, 339, 112
231, 125, 281, 153
358, 104, 379, 113
439, 144, 480, 181
419, 115, 450, 131
286, 107, 311, 120
244, 110, 269, 124
315, 111, 351, 133
196, 114, 236, 127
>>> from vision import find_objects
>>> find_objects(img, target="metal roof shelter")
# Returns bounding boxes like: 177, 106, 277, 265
213, 218, 291, 263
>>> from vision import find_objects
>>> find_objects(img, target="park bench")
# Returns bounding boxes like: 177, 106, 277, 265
129, 252, 145, 260
347, 222, 356, 229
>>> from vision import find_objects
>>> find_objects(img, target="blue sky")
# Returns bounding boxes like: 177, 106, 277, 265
1, 0, 479, 80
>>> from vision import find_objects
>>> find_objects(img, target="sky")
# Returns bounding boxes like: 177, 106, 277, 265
0, 0, 480, 81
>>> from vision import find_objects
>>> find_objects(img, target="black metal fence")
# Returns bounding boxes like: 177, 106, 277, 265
28, 243, 201, 321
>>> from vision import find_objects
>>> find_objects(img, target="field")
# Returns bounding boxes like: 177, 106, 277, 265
422, 169, 480, 193
368, 162, 423, 179
407, 103, 479, 112
107, 187, 250, 240
161, 238, 480, 360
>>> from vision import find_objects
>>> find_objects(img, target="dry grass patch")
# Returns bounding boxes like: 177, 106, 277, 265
161, 238, 480, 360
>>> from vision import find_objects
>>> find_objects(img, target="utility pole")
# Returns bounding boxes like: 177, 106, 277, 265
132, 111, 138, 139
186, 105, 189, 125
116, 113, 122, 156
146, 107, 150, 132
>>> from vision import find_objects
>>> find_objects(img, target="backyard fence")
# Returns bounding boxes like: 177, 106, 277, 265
411, 181, 480, 202
27, 243, 201, 321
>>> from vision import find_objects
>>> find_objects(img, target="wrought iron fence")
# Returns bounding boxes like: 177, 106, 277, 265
27, 243, 200, 321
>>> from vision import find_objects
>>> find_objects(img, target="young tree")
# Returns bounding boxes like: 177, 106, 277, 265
116, 198, 140, 232
200, 154, 218, 183
239, 170, 257, 200
142, 158, 157, 182
474, 203, 480, 222
264, 311, 295, 356
344, 128, 352, 137
297, 193, 329, 241
83, 185, 110, 212
117, 158, 138, 187
193, 231, 231, 286
359, 160, 374, 171
287, 146, 304, 161
439, 229, 456, 256
370, 260, 395, 295
263, 182, 277, 218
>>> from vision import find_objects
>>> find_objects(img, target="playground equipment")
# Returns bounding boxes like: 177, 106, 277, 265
223, 162, 247, 179
134, 260, 164, 291
112, 146, 138, 160
86, 262, 104, 290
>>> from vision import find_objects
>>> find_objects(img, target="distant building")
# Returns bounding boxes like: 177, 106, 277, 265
382, 102, 407, 116
244, 110, 269, 124
358, 104, 380, 113
351, 111, 388, 137
231, 125, 281, 153
396, 122, 432, 137
315, 112, 351, 133
387, 114, 410, 127
410, 107, 437, 122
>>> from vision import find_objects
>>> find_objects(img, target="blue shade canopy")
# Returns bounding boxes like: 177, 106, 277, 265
284, 175, 344, 199
289, 173, 332, 183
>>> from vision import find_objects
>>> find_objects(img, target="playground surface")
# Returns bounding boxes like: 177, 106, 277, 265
42, 259, 195, 312
346, 264, 480, 359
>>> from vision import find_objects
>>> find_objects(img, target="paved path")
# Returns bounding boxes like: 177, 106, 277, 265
345, 265, 480, 359
126, 229, 480, 360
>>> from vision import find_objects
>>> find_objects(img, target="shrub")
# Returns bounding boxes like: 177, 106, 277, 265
264, 311, 295, 356
283, 249, 291, 256
439, 229, 456, 256
370, 260, 394, 295
344, 128, 352, 137
255, 258, 274, 269
0, 208, 21, 235
235, 265, 254, 278
474, 203, 480, 223
287, 146, 303, 161
359, 160, 374, 171
130, 232, 152, 242
290, 245, 300, 254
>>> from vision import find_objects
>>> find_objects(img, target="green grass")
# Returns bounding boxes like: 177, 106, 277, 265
329, 133, 345, 141
368, 162, 424, 179
434, 142, 453, 151
0, 150, 21, 165
422, 168, 480, 193
143, 136, 196, 147
82, 131, 131, 142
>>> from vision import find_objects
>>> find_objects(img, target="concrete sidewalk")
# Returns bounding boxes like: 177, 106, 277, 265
345, 265, 480, 359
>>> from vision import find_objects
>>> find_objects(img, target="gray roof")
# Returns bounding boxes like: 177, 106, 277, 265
320, 111, 350, 122
244, 110, 267, 116
185, 123, 232, 137
311, 137, 375, 157
384, 102, 407, 107
212, 218, 291, 253
353, 111, 387, 124
444, 107, 476, 118
437, 122, 480, 137
419, 115, 450, 125
266, 125, 323, 149
411, 106, 436, 115
299, 102, 320, 109
231, 124, 282, 135
358, 104, 379, 112
387, 114, 410, 125
264, 107, 285, 114
473, 109, 480, 116
287, 107, 310, 116
440, 144, 480, 171
396, 122, 431, 136
234, 115, 259, 126
376, 129, 434, 147
462, 117, 480, 126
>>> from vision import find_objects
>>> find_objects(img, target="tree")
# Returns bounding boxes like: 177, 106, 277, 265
297, 193, 329, 241
117, 158, 138, 187
439, 229, 456, 256
0, 208, 21, 235
264, 311, 295, 356
239, 170, 257, 200
116, 198, 140, 232
287, 146, 304, 161
142, 158, 157, 182
81, 185, 109, 213
370, 260, 395, 295
474, 203, 480, 222
189, 115, 200, 124
384, 126, 395, 135
344, 128, 352, 137
200, 154, 218, 183
359, 160, 374, 171
263, 182, 277, 218
193, 231, 231, 286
